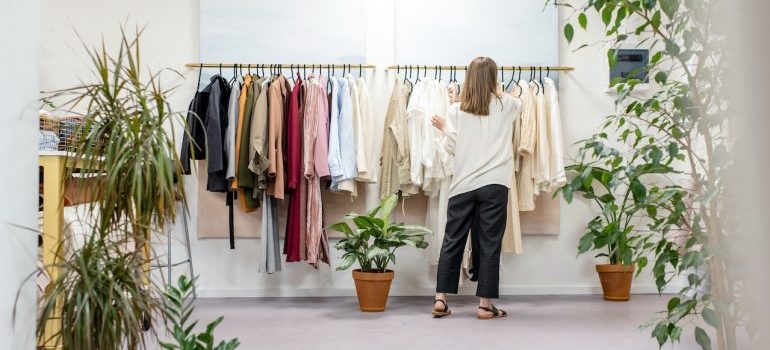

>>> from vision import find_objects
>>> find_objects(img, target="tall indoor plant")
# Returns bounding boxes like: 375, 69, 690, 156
554, 0, 733, 349
37, 27, 188, 349
559, 135, 687, 301
329, 193, 431, 312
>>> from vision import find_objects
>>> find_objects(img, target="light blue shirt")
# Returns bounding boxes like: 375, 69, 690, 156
327, 77, 358, 190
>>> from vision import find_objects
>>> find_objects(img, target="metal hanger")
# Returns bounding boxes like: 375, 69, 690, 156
359, 64, 363, 78
539, 67, 544, 90
505, 66, 516, 91
196, 66, 203, 91
415, 65, 421, 84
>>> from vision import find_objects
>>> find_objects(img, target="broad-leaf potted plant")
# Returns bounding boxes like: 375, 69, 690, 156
329, 193, 431, 312
558, 135, 686, 301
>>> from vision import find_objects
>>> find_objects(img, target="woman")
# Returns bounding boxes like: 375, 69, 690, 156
431, 57, 519, 319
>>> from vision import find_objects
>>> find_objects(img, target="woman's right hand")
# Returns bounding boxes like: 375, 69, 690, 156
431, 115, 446, 131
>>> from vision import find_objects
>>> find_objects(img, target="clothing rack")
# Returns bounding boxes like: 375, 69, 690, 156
387, 65, 574, 71
186, 63, 377, 70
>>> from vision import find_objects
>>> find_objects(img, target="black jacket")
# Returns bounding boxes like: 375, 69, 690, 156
180, 75, 231, 192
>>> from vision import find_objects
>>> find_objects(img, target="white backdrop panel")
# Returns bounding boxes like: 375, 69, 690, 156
395, 0, 558, 66
200, 0, 367, 64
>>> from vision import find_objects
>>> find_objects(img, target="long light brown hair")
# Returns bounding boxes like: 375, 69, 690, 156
460, 57, 500, 116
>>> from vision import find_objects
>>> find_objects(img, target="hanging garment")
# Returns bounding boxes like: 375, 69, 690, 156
180, 75, 230, 192
421, 79, 451, 194
267, 75, 288, 200
503, 95, 524, 254
303, 76, 330, 267
233, 75, 259, 211
226, 77, 242, 181
284, 74, 303, 262
251, 78, 271, 201
447, 81, 461, 103
424, 79, 453, 264
543, 77, 567, 192
406, 81, 428, 189
328, 77, 358, 195
353, 76, 377, 183
248, 78, 269, 184
180, 81, 209, 175
516, 80, 537, 211
379, 78, 417, 199
297, 81, 309, 261
532, 81, 550, 194
258, 192, 281, 274
203, 76, 230, 192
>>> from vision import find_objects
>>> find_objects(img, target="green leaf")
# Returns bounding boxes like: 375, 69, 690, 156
602, 5, 613, 26
655, 71, 668, 85
646, 205, 658, 218
630, 179, 647, 204
651, 51, 663, 64
564, 23, 575, 43
702, 308, 720, 329
636, 256, 648, 275
652, 321, 669, 346
577, 233, 595, 255
336, 254, 357, 271
695, 326, 712, 350
328, 222, 354, 237
578, 13, 588, 30
660, 0, 680, 19
366, 246, 390, 260
376, 193, 399, 220
667, 142, 679, 159
608, 49, 618, 70
562, 185, 574, 203
667, 297, 681, 313
651, 10, 662, 29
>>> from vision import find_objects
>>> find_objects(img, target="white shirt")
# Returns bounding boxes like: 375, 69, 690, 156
442, 94, 521, 197
543, 77, 567, 192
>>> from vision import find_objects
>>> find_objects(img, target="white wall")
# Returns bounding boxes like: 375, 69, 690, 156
0, 0, 40, 348
40, 0, 677, 298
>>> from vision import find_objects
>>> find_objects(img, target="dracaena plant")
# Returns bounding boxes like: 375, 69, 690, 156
552, 0, 735, 349
330, 193, 431, 272
37, 26, 189, 349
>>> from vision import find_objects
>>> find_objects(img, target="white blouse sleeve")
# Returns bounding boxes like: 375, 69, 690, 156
440, 105, 459, 156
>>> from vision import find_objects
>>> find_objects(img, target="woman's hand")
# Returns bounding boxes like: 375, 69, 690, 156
431, 115, 446, 131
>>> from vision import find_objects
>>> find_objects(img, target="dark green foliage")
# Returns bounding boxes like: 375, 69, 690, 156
160, 276, 240, 350
549, 0, 733, 348
330, 193, 431, 272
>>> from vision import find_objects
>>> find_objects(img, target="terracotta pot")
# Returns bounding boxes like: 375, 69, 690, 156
595, 264, 634, 301
352, 269, 394, 312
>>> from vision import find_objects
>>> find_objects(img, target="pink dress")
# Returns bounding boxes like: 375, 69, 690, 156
303, 76, 330, 267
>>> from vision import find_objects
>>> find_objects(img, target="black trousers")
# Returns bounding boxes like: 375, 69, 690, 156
436, 184, 508, 299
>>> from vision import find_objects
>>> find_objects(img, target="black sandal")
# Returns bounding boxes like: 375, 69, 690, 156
432, 299, 451, 318
478, 304, 507, 319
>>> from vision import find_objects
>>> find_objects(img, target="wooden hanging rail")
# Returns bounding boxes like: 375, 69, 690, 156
186, 63, 377, 69
387, 65, 574, 71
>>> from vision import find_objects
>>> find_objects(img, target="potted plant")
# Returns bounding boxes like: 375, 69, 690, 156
558, 135, 686, 301
329, 193, 431, 312
36, 28, 189, 349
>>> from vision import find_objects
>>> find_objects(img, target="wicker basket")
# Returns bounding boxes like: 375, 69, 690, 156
39, 110, 86, 152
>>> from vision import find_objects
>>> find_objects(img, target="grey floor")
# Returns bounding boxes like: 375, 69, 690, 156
162, 294, 703, 350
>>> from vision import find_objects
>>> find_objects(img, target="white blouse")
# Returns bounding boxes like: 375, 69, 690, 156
441, 93, 521, 197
